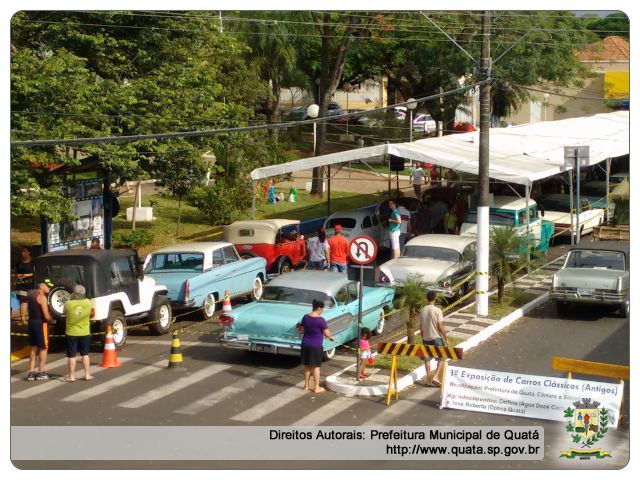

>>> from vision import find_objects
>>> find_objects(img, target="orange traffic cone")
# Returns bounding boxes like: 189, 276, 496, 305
222, 290, 232, 314
99, 326, 121, 368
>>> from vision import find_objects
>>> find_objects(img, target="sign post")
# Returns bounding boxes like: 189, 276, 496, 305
349, 235, 378, 381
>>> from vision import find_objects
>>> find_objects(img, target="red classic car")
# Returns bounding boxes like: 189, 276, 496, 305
223, 219, 307, 275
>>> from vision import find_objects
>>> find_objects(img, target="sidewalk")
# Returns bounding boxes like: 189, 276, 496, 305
326, 254, 567, 396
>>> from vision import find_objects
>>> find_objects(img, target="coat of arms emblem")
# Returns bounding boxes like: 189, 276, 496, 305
560, 398, 611, 459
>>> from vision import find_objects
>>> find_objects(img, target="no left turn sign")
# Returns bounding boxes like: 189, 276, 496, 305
349, 235, 378, 265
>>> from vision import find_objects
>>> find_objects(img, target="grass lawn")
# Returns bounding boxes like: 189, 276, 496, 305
10, 189, 383, 252
459, 290, 538, 318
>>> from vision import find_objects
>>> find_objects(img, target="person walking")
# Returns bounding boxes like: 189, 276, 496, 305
387, 200, 402, 259
410, 165, 425, 198
307, 228, 331, 270
26, 283, 54, 381
296, 299, 335, 393
14, 246, 35, 324
62, 285, 95, 382
419, 291, 448, 387
327, 225, 349, 273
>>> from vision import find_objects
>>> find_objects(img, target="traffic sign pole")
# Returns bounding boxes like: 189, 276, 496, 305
356, 264, 364, 381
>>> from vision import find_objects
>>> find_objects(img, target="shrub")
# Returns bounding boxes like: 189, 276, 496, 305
115, 229, 154, 249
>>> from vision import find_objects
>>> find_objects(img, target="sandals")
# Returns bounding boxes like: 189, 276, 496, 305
359, 373, 370, 380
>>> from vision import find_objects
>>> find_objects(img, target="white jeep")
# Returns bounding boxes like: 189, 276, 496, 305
33, 249, 172, 349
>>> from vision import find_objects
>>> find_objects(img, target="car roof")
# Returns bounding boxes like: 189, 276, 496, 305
226, 219, 300, 231
326, 209, 370, 220
150, 242, 231, 254
492, 196, 537, 210
569, 242, 629, 256
405, 234, 474, 252
266, 271, 351, 293
33, 248, 138, 265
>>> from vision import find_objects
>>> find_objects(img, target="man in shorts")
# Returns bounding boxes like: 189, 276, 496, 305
419, 291, 448, 387
26, 282, 54, 381
387, 200, 402, 259
63, 285, 95, 382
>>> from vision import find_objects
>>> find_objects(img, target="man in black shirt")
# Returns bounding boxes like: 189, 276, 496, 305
26, 283, 54, 381
14, 246, 34, 324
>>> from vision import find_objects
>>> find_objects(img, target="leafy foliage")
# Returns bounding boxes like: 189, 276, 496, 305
489, 225, 524, 304
394, 275, 428, 344
115, 229, 154, 249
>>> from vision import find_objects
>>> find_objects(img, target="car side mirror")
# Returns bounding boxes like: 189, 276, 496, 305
136, 258, 145, 280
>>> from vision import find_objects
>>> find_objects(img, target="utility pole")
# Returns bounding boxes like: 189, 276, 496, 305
476, 11, 491, 317
219, 11, 224, 33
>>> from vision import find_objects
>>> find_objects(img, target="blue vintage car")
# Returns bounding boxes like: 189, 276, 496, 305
220, 271, 395, 359
145, 242, 267, 320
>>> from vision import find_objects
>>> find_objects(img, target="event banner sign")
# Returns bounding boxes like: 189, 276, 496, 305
441, 366, 623, 428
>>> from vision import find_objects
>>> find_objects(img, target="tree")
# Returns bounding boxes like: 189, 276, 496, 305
489, 226, 523, 304
395, 276, 428, 344
585, 12, 629, 40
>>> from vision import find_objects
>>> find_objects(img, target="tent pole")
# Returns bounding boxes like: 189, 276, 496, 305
525, 183, 531, 274
388, 155, 391, 195
327, 165, 331, 217
606, 158, 611, 222
569, 170, 574, 246
251, 181, 257, 220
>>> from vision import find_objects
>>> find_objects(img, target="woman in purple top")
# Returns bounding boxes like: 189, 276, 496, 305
296, 299, 335, 393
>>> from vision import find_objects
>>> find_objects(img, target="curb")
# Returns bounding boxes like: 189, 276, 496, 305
326, 292, 550, 397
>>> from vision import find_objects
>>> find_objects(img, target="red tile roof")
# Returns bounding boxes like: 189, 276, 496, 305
576, 36, 630, 62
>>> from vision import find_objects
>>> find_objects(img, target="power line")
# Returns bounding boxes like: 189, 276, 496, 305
11, 81, 488, 147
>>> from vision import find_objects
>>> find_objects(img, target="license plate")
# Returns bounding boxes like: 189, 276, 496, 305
577, 288, 594, 296
237, 334, 249, 342
252, 344, 274, 353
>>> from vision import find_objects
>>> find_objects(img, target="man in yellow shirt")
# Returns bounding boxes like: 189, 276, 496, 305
63, 285, 95, 382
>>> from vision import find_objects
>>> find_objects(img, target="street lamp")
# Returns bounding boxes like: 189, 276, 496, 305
407, 97, 417, 143
306, 104, 319, 154
343, 82, 352, 134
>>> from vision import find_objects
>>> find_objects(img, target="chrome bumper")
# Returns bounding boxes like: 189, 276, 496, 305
220, 337, 301, 356
550, 288, 628, 306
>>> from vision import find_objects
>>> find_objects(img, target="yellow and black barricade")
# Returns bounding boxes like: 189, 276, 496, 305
376, 342, 464, 406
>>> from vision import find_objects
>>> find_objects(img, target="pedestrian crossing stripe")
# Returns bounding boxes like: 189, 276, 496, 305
376, 342, 463, 360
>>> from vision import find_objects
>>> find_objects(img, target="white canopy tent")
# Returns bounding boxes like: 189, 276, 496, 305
249, 111, 629, 216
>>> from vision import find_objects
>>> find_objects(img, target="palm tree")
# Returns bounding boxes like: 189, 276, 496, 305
395, 275, 428, 344
489, 225, 523, 304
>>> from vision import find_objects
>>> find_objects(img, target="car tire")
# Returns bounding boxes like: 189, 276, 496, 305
148, 296, 172, 335
277, 257, 293, 275
202, 293, 219, 320
251, 276, 264, 301
323, 347, 336, 361
618, 300, 630, 318
556, 301, 569, 315
105, 310, 127, 350
373, 310, 385, 336
48, 286, 72, 321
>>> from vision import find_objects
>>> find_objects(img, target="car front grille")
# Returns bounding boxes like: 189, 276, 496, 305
551, 287, 627, 302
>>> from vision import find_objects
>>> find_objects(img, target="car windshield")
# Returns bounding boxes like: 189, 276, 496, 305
402, 246, 461, 262
146, 253, 204, 272
261, 286, 334, 307
327, 217, 357, 229
566, 250, 625, 270
464, 210, 515, 226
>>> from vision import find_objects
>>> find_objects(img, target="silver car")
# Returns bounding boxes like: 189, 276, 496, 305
550, 242, 629, 317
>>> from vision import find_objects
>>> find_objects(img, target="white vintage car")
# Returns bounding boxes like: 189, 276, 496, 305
537, 194, 604, 238
378, 234, 476, 299
324, 208, 390, 248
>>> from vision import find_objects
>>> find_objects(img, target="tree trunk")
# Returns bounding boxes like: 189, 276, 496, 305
131, 180, 141, 231
497, 277, 504, 304
268, 80, 281, 142
406, 320, 415, 344
176, 195, 182, 236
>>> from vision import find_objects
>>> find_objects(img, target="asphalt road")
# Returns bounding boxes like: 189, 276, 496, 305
11, 293, 628, 470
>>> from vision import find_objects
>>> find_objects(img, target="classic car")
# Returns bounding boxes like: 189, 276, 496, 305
375, 196, 421, 235
220, 271, 394, 359
378, 234, 476, 299
460, 196, 550, 252
33, 249, 171, 349
537, 194, 605, 238
324, 208, 390, 249
550, 242, 629, 317
223, 219, 307, 275
144, 242, 266, 320
412, 113, 437, 134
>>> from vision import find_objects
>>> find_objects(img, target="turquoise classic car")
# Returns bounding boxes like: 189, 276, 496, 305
220, 271, 395, 360
145, 242, 267, 320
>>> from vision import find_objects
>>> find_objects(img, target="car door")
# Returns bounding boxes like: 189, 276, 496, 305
222, 245, 242, 293
111, 256, 140, 310
328, 285, 357, 339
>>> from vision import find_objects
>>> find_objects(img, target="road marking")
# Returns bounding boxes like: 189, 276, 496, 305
292, 397, 358, 426
11, 358, 132, 399
230, 381, 308, 422
11, 357, 71, 383
125, 339, 220, 346
117, 363, 231, 409
362, 386, 439, 425
61, 360, 166, 402
175, 371, 275, 415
